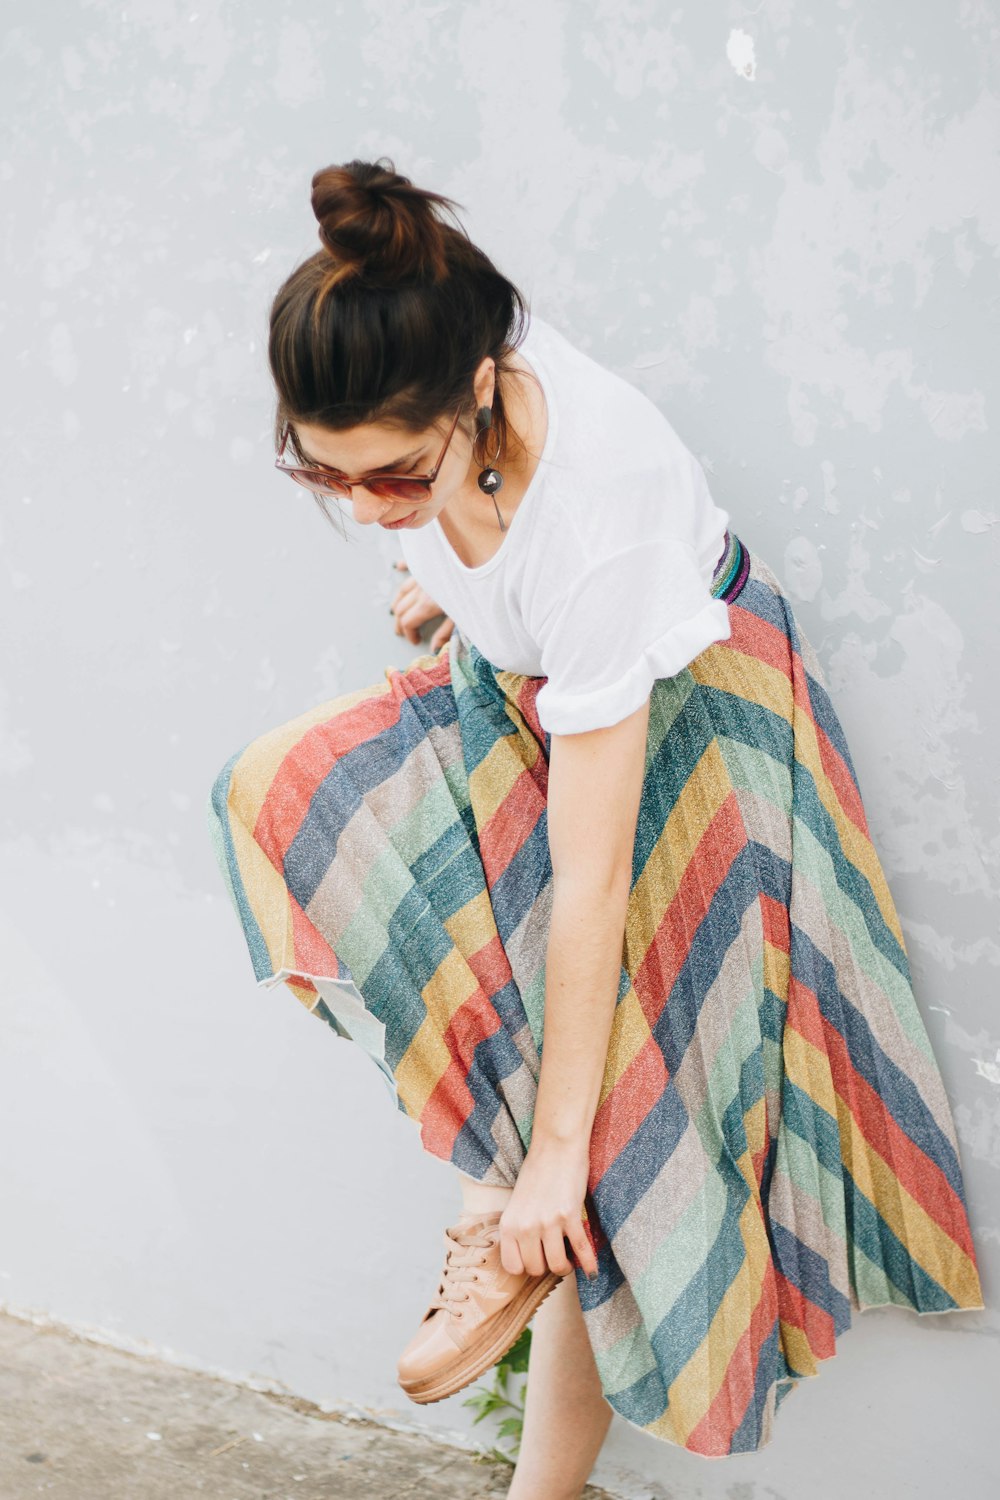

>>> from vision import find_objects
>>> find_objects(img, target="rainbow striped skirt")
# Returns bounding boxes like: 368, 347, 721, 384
206, 530, 984, 1457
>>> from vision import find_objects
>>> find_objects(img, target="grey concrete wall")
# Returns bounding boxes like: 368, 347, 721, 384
2, 3, 996, 1496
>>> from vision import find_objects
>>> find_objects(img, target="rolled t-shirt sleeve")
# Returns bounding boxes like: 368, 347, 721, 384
533, 535, 731, 735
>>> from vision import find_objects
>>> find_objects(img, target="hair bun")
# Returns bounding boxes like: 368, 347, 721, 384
310, 157, 455, 286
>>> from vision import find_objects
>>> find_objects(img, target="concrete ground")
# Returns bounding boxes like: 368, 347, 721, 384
0, 1311, 615, 1499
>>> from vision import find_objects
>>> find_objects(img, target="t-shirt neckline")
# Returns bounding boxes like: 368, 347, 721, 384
430, 317, 557, 577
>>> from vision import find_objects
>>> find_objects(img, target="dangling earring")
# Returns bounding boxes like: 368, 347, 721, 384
475, 403, 506, 532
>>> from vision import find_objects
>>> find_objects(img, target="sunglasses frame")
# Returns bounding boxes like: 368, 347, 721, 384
274, 405, 465, 502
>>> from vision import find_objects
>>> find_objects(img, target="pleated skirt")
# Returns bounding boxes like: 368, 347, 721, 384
207, 530, 984, 1457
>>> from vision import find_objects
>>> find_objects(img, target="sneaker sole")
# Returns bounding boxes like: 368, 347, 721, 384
397, 1270, 565, 1404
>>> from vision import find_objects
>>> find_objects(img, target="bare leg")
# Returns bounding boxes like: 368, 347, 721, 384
453, 1169, 612, 1496
457, 1169, 517, 1215
507, 1272, 613, 1500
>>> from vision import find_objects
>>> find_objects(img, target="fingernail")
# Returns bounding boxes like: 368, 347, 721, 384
587, 1270, 599, 1282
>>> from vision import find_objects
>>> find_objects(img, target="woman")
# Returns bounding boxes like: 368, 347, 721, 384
207, 158, 984, 1488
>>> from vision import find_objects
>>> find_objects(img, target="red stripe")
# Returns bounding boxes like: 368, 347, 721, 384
478, 764, 547, 887
254, 654, 451, 864
462, 930, 515, 1000
589, 791, 749, 1186
761, 891, 791, 956
774, 1264, 838, 1360
589, 1034, 669, 1185
288, 889, 339, 977
632, 790, 747, 1028
723, 607, 871, 845
787, 643, 871, 841
724, 605, 792, 678
417, 1057, 475, 1158
418, 986, 505, 1155
686, 1231, 782, 1454
513, 675, 547, 744
788, 974, 977, 1260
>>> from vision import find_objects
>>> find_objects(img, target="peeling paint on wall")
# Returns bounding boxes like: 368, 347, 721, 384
726, 27, 757, 81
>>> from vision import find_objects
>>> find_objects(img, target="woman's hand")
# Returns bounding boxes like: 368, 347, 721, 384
390, 560, 454, 650
499, 1136, 598, 1281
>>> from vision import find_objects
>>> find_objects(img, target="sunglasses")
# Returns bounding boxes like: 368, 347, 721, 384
274, 405, 464, 505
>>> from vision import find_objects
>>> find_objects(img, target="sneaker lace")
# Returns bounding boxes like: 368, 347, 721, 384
428, 1219, 496, 1316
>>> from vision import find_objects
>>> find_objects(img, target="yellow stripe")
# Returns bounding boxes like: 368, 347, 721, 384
442, 884, 499, 958
624, 738, 732, 975
832, 1088, 984, 1308
598, 987, 654, 1110
695, 640, 904, 950
779, 1318, 820, 1377
468, 719, 542, 825
286, 976, 323, 1016
691, 642, 792, 721
740, 1093, 769, 1183
650, 1195, 774, 1447
395, 883, 507, 1118
762, 929, 790, 1010
785, 1023, 983, 1307
224, 792, 296, 978
782, 1017, 840, 1122
230, 675, 393, 826
223, 676, 403, 976
393, 945, 481, 1118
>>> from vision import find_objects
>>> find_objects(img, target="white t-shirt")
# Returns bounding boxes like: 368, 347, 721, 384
399, 313, 732, 735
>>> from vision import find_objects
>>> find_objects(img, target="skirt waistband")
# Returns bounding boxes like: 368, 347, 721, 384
710, 529, 749, 603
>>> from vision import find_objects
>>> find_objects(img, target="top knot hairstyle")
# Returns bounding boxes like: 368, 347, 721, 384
268, 157, 536, 522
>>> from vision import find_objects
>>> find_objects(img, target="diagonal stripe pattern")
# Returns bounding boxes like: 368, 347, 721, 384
207, 530, 984, 1456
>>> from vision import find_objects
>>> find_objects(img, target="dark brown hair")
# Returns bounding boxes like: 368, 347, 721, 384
268, 157, 538, 532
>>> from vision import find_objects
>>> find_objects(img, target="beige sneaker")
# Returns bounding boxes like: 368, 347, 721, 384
396, 1208, 564, 1404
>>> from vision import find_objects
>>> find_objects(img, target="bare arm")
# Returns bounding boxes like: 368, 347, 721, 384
498, 695, 651, 1280
390, 559, 454, 650
535, 696, 650, 1142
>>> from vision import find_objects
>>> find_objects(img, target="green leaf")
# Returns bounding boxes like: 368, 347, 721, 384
460, 1349, 530, 1464
504, 1327, 533, 1372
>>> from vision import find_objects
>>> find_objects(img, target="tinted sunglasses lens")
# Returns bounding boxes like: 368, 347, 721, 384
369, 477, 433, 501
290, 470, 350, 498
